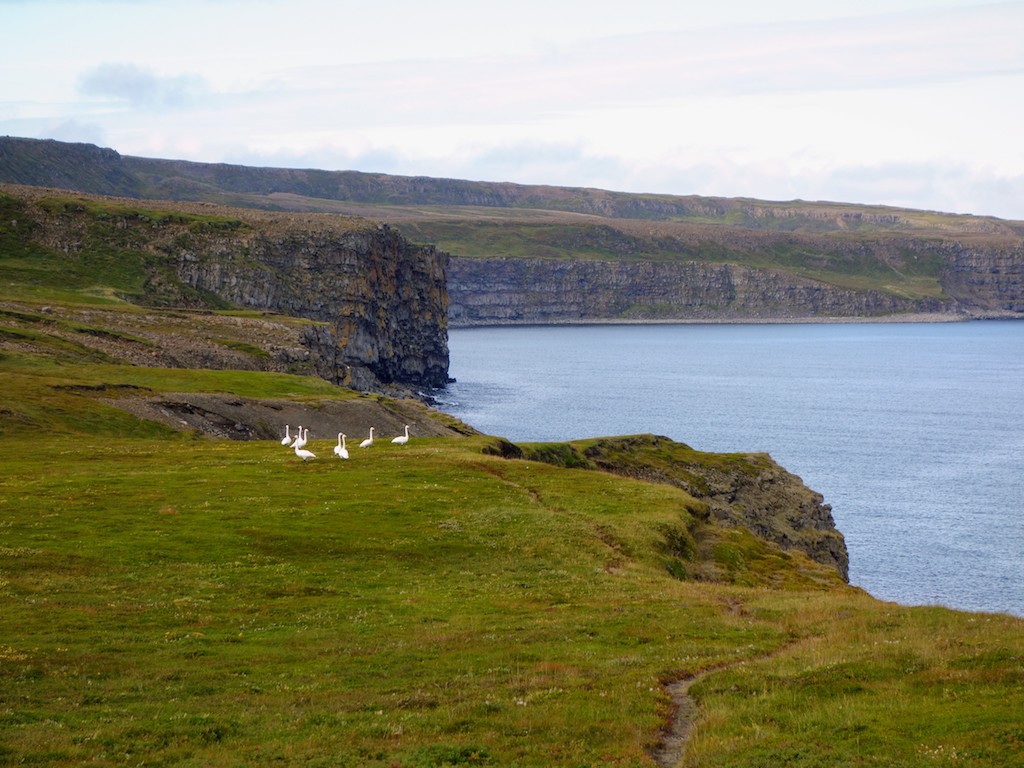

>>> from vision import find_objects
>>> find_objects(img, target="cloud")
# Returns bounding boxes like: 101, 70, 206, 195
76, 62, 207, 108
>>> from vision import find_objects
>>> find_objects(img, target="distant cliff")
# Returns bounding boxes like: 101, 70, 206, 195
448, 256, 952, 324
3, 136, 1023, 325
0, 185, 449, 390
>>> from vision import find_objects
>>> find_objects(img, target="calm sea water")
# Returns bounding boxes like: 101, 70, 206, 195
438, 321, 1024, 617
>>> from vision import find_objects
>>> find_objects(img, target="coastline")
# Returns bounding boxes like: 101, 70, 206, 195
448, 309, 1024, 329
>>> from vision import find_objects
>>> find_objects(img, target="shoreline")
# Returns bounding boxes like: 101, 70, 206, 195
448, 310, 1024, 329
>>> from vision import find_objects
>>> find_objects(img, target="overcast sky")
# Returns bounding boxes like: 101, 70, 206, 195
2, 0, 1023, 219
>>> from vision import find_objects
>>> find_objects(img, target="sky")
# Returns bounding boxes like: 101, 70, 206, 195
2, 0, 1023, 219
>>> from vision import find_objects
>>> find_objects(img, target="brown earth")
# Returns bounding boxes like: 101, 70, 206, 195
103, 391, 475, 443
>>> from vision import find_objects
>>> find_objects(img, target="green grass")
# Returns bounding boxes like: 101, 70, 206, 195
0, 191, 245, 307
1, 347, 1022, 766
1, 215, 1022, 765
685, 597, 1024, 767
0, 434, 770, 766
2, 431, 1022, 767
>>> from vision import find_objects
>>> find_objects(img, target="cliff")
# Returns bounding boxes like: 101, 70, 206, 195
3, 136, 1023, 324
509, 434, 849, 580
448, 256, 951, 324
440, 223, 1024, 324
172, 219, 449, 390
0, 184, 450, 391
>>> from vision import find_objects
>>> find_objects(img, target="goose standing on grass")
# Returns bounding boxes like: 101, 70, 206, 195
294, 442, 316, 461
290, 425, 303, 448
281, 425, 292, 446
391, 425, 410, 445
359, 427, 375, 449
334, 433, 349, 460
293, 426, 308, 450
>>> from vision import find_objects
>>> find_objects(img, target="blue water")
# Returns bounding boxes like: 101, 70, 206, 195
438, 321, 1024, 617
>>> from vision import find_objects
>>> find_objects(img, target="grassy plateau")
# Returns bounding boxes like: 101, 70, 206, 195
3, 339, 1023, 768
2, 191, 1023, 767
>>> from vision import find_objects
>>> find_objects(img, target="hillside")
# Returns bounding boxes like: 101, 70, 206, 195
2, 285, 1023, 766
2, 173, 1024, 765
4, 136, 1023, 324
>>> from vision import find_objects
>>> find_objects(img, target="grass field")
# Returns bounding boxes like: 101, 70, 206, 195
2, 194, 1023, 765
2, 353, 1023, 767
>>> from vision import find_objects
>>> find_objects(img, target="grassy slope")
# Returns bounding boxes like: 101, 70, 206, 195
2, 192, 1023, 767
2, 356, 1022, 767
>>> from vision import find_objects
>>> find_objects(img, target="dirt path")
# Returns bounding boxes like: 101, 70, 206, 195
650, 674, 704, 768
651, 636, 811, 767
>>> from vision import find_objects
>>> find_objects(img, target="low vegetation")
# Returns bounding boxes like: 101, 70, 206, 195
2, 183, 1022, 766
2, 319, 1022, 767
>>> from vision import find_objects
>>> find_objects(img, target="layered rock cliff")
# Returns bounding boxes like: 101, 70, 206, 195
173, 220, 449, 389
1, 185, 450, 390
448, 256, 950, 325
4, 137, 1023, 325
940, 242, 1024, 313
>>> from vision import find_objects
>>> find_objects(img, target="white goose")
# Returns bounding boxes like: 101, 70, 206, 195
391, 424, 410, 445
280, 425, 292, 446
293, 426, 308, 450
333, 432, 349, 460
359, 427, 375, 449
294, 442, 316, 461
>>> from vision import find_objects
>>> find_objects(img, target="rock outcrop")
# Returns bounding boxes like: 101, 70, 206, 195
173, 220, 449, 390
521, 434, 849, 580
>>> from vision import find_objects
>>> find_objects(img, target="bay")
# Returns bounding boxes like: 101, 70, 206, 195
438, 321, 1024, 617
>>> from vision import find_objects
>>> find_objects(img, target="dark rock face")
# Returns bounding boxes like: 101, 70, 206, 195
448, 257, 950, 325
174, 224, 450, 389
587, 435, 850, 580
2, 186, 450, 391
691, 458, 850, 582
524, 434, 850, 580
940, 242, 1024, 312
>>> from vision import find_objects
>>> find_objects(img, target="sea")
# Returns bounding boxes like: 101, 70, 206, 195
437, 321, 1024, 617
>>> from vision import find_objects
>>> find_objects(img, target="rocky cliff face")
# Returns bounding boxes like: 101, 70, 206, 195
173, 221, 449, 390
514, 434, 849, 580
4, 139, 1022, 326
939, 242, 1024, 312
3, 186, 450, 390
448, 256, 951, 325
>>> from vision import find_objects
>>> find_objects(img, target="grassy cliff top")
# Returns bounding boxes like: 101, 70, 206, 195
2, 176, 1022, 765
2, 335, 1023, 766
2, 223, 1023, 765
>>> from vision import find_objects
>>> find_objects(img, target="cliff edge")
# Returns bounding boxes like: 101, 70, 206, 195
509, 434, 849, 581
0, 184, 449, 391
